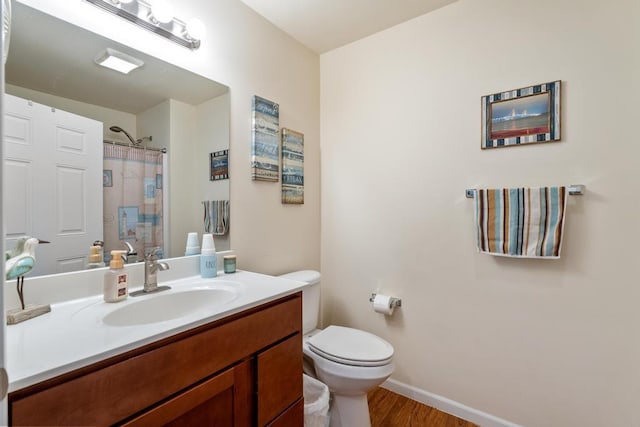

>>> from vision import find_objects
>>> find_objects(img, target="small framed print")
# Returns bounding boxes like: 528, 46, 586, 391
103, 170, 113, 187
481, 81, 561, 149
210, 149, 229, 181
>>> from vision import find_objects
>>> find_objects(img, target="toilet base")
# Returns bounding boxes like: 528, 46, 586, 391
330, 393, 371, 427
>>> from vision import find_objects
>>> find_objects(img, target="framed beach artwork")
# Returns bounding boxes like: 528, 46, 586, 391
281, 128, 304, 204
251, 95, 280, 181
481, 81, 561, 149
210, 149, 229, 181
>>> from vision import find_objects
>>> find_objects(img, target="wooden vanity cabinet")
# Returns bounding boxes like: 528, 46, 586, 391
9, 292, 303, 427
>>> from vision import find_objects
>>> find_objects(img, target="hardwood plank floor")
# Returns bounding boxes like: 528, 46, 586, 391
368, 387, 478, 427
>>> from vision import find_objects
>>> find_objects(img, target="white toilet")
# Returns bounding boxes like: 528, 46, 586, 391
279, 270, 394, 427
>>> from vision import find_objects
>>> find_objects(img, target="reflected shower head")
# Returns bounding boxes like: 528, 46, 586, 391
109, 125, 138, 146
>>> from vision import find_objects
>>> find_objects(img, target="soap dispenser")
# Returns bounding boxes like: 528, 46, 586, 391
86, 245, 105, 269
104, 250, 128, 303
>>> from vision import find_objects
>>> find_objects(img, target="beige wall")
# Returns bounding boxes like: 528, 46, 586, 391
320, 0, 639, 425
167, 99, 198, 257
20, 0, 321, 274
196, 93, 231, 251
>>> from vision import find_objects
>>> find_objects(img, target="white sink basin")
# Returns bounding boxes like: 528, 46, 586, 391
103, 287, 239, 327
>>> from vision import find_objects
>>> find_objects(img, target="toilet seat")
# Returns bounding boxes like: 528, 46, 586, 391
308, 325, 394, 367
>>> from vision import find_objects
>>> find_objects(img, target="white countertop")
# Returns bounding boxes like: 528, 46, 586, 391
6, 270, 307, 392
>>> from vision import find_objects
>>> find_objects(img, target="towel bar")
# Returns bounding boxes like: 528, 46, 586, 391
465, 184, 584, 198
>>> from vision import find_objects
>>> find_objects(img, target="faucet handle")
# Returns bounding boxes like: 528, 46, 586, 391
146, 247, 162, 261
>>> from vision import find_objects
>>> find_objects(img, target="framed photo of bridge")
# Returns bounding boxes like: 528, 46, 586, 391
481, 81, 561, 149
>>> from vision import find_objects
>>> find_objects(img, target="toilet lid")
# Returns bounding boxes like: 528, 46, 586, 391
308, 326, 394, 367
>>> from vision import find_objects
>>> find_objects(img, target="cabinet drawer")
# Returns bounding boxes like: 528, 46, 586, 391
257, 333, 303, 426
122, 359, 252, 427
123, 366, 236, 427
10, 294, 301, 426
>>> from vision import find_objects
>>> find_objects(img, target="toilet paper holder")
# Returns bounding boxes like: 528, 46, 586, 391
369, 293, 402, 308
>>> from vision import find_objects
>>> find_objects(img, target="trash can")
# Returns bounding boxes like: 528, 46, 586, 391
303, 374, 330, 427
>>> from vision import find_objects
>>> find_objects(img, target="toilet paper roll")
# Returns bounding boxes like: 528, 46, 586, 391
373, 294, 395, 315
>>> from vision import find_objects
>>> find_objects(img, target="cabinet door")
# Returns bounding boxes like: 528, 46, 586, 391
257, 333, 303, 426
266, 398, 303, 427
122, 360, 253, 427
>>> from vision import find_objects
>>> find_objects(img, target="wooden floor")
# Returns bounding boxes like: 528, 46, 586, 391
368, 387, 478, 427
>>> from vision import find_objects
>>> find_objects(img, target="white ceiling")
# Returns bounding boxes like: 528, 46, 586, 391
239, 0, 458, 54
7, 3, 228, 114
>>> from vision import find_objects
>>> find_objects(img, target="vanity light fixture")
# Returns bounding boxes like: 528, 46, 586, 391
85, 0, 205, 50
95, 48, 144, 74
148, 0, 174, 24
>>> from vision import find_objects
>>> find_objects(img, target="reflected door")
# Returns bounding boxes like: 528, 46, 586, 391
3, 94, 102, 276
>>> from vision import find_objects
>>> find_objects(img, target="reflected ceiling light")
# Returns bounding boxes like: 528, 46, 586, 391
94, 48, 144, 74
84, 0, 204, 49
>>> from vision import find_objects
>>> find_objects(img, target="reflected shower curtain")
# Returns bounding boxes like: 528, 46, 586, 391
103, 144, 164, 261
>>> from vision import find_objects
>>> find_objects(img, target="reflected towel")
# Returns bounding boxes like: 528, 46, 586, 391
474, 187, 567, 258
203, 200, 230, 236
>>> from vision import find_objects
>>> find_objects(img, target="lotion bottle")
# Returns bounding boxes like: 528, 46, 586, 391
200, 234, 217, 278
104, 250, 128, 302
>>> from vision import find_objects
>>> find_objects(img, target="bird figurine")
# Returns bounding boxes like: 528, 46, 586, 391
5, 237, 49, 310
5, 236, 28, 261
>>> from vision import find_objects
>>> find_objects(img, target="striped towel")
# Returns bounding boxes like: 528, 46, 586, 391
203, 200, 230, 236
474, 187, 567, 258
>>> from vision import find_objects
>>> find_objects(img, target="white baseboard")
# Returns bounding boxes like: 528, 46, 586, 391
380, 378, 521, 427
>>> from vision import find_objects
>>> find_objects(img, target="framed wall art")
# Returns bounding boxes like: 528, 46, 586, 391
210, 149, 229, 181
251, 95, 280, 181
281, 128, 304, 204
103, 170, 113, 187
481, 80, 561, 149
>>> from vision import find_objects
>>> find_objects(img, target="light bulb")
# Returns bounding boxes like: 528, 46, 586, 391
150, 0, 174, 24
119, 0, 135, 3
186, 18, 206, 40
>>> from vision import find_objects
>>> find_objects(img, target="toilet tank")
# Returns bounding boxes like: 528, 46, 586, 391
278, 270, 321, 335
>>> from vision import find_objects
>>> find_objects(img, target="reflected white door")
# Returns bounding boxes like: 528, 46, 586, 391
3, 94, 103, 276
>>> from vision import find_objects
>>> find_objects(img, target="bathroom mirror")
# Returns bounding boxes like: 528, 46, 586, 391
4, 2, 230, 277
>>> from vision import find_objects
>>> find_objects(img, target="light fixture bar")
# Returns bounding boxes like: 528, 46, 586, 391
84, 0, 201, 49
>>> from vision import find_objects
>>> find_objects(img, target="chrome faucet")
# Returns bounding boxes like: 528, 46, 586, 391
131, 248, 170, 296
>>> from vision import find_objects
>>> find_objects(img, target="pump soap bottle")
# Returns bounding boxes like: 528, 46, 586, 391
86, 245, 105, 269
104, 250, 128, 302
200, 234, 217, 278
